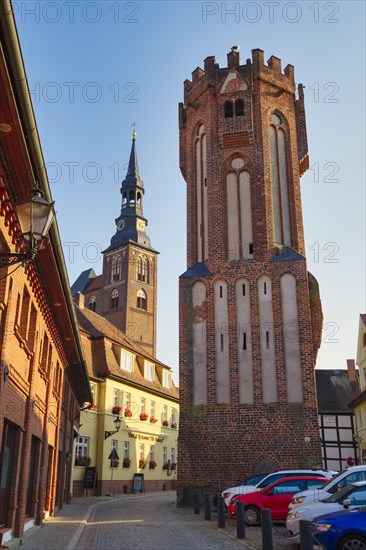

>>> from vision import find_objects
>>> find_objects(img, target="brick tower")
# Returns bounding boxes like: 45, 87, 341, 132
177, 48, 323, 500
74, 133, 159, 356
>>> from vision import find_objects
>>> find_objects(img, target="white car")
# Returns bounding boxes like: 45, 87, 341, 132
221, 469, 336, 508
286, 481, 366, 542
288, 465, 366, 510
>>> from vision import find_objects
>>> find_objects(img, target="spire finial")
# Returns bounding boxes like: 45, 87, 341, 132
131, 117, 137, 137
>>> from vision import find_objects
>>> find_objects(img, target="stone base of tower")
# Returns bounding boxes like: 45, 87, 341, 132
176, 404, 322, 505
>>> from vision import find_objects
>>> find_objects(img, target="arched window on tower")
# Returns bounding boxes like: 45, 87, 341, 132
269, 112, 291, 246
110, 289, 119, 309
136, 255, 149, 283
235, 99, 244, 116
137, 192, 142, 205
129, 190, 135, 206
122, 191, 127, 207
88, 295, 96, 312
137, 289, 147, 310
111, 254, 122, 282
224, 100, 234, 118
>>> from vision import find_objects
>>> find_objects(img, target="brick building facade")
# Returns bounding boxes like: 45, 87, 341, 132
177, 47, 323, 500
0, 4, 92, 543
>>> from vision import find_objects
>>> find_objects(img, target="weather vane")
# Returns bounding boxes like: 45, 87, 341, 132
131, 118, 137, 137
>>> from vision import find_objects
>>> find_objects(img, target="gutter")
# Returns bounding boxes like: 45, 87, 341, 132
0, 1, 92, 404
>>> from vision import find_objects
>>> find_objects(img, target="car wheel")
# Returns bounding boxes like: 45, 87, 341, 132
338, 534, 366, 550
244, 505, 261, 526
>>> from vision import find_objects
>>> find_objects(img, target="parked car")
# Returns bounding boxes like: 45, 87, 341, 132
222, 468, 336, 508
286, 481, 366, 541
227, 476, 326, 525
312, 506, 366, 550
289, 465, 366, 510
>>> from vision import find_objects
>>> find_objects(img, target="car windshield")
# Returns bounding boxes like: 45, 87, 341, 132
320, 470, 346, 490
322, 483, 356, 503
239, 473, 269, 487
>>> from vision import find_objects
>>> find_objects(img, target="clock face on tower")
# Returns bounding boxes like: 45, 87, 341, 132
137, 220, 145, 231
117, 219, 125, 230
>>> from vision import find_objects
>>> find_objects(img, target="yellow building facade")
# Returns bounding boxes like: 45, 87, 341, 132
72, 297, 179, 495
350, 314, 366, 464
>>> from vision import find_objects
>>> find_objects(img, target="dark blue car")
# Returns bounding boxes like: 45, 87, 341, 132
312, 506, 366, 550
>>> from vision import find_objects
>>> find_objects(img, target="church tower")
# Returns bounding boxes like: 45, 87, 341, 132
177, 48, 323, 499
100, 133, 158, 356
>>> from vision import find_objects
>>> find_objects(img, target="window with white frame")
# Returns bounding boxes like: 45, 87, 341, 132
163, 405, 167, 421
125, 392, 131, 409
121, 350, 133, 372
90, 383, 95, 404
162, 371, 171, 388
171, 408, 176, 423
163, 446, 167, 465
139, 443, 145, 459
150, 400, 155, 417
170, 448, 176, 464
75, 436, 89, 457
113, 388, 119, 406
140, 397, 145, 413
144, 361, 154, 381
123, 441, 130, 459
149, 445, 154, 461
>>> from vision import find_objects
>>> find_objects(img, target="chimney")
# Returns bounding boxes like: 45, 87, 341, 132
346, 359, 356, 381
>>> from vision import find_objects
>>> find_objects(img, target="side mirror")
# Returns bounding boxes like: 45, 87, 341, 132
343, 499, 351, 508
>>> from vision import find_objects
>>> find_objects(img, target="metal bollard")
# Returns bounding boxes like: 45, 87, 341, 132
218, 496, 226, 528
183, 486, 189, 507
299, 519, 313, 550
204, 493, 211, 521
194, 492, 200, 514
261, 508, 273, 550
236, 500, 245, 539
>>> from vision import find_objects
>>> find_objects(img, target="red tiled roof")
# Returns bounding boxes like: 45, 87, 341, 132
84, 275, 103, 292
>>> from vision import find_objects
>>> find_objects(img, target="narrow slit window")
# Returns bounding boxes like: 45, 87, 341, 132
266, 331, 270, 349
224, 100, 234, 118
220, 333, 224, 352
242, 284, 246, 296
243, 332, 247, 350
235, 99, 244, 116
220, 286, 223, 298
264, 282, 267, 295
249, 243, 253, 255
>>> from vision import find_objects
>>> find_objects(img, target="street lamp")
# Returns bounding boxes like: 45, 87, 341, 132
105, 415, 122, 439
0, 184, 55, 268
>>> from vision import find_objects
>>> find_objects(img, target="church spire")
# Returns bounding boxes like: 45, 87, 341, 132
125, 132, 141, 184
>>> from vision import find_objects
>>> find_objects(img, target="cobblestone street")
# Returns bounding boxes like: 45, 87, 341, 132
7, 491, 303, 550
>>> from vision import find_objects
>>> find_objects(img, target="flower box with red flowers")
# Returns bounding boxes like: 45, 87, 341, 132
171, 422, 177, 429
112, 405, 122, 414
123, 457, 132, 468
149, 460, 157, 469
124, 408, 133, 417
139, 458, 148, 469
139, 412, 148, 421
162, 420, 169, 426
150, 416, 158, 423
75, 455, 92, 467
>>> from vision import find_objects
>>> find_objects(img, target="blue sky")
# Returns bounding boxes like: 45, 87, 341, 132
13, 0, 365, 383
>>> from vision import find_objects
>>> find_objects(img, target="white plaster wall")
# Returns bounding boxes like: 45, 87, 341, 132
226, 172, 240, 261
236, 279, 253, 403
239, 171, 253, 259
258, 276, 277, 402
214, 280, 230, 403
192, 282, 207, 405
280, 273, 303, 403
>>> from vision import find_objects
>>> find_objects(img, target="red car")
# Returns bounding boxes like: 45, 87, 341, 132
227, 476, 326, 525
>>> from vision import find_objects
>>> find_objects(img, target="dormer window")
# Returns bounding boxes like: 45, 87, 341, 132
162, 371, 171, 388
121, 350, 133, 373
144, 361, 154, 381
